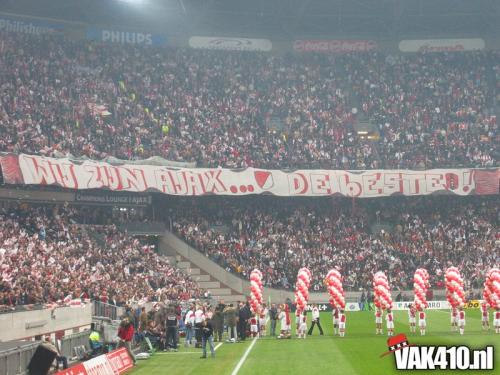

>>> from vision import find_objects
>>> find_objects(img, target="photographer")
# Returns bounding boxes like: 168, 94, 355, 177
43, 336, 68, 370
165, 306, 179, 351
224, 303, 238, 342
213, 299, 225, 342
194, 305, 205, 348
269, 304, 278, 336
238, 302, 251, 341
200, 318, 215, 359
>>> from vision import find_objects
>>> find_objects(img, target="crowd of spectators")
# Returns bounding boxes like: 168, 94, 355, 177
0, 204, 204, 310
0, 31, 497, 169
172, 196, 499, 292
0, 195, 496, 309
0, 30, 498, 309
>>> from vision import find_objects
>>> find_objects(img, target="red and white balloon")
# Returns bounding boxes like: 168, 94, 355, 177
445, 267, 465, 308
250, 269, 263, 313
413, 268, 430, 311
483, 268, 500, 309
295, 267, 311, 314
326, 269, 345, 309
373, 272, 392, 310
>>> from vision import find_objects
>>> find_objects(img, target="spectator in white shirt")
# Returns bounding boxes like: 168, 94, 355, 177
184, 305, 195, 347
194, 305, 205, 348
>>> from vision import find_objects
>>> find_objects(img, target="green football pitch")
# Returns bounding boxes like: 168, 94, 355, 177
130, 310, 499, 375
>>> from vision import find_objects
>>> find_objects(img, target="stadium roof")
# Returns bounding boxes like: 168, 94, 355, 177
2, 0, 499, 38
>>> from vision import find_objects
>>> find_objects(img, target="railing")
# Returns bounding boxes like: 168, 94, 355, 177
60, 330, 91, 359
0, 302, 119, 375
0, 342, 39, 375
92, 301, 125, 321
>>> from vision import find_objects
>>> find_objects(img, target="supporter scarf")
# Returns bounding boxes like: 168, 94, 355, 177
285, 304, 290, 326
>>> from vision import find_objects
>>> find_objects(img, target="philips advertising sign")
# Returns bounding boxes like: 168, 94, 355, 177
86, 27, 167, 46
0, 15, 64, 35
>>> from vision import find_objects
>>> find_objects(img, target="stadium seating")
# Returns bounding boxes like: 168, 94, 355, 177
171, 196, 498, 292
0, 31, 497, 169
0, 205, 203, 309
0, 31, 497, 300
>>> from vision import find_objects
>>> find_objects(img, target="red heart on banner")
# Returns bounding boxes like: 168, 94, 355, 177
254, 170, 274, 189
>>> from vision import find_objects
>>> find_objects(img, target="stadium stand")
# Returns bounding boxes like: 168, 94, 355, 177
0, 1, 497, 373
0, 32, 497, 169
171, 196, 499, 293
0, 30, 497, 302
0, 205, 203, 310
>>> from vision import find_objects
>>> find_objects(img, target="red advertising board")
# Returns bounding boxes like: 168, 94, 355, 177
56, 348, 133, 375
189, 36, 272, 51
398, 38, 485, 53
293, 39, 378, 53
106, 348, 134, 373
56, 363, 88, 375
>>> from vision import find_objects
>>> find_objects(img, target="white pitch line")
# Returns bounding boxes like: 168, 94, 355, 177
230, 337, 258, 375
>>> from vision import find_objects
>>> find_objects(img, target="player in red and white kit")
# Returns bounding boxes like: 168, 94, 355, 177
375, 308, 383, 335
458, 308, 465, 335
298, 310, 307, 339
408, 304, 417, 333
332, 308, 339, 336
481, 302, 490, 331
418, 310, 426, 336
250, 314, 259, 337
278, 304, 291, 339
494, 308, 500, 334
259, 305, 268, 336
338, 309, 346, 337
451, 307, 458, 331
386, 309, 394, 337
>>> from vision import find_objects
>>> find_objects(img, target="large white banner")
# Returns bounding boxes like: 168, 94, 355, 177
399, 38, 485, 53
0, 154, 498, 197
189, 36, 272, 51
